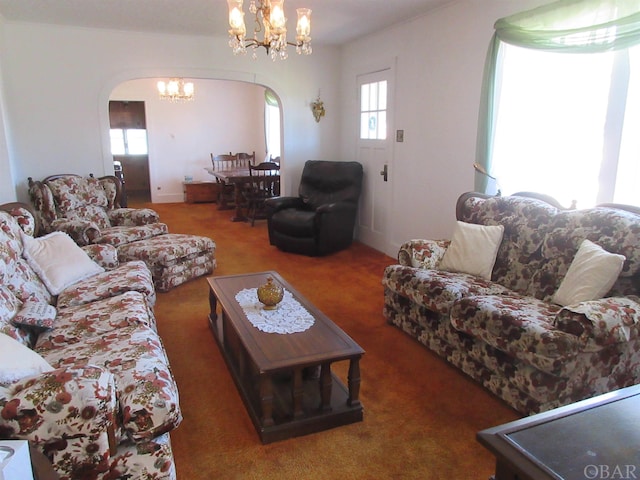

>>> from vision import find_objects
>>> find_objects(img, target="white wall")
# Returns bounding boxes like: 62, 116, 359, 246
0, 17, 16, 203
0, 2, 558, 255
111, 79, 266, 202
339, 0, 552, 250
1, 22, 340, 202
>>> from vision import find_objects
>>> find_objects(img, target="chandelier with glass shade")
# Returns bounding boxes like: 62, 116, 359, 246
157, 79, 195, 102
227, 0, 312, 60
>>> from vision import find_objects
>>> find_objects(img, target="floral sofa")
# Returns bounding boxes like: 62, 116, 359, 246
28, 174, 216, 291
383, 192, 640, 415
0, 203, 181, 479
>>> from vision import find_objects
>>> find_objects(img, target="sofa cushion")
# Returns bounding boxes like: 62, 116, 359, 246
450, 294, 582, 376
38, 324, 182, 441
46, 176, 107, 210
536, 207, 640, 301
56, 260, 156, 309
439, 221, 504, 280
0, 332, 53, 385
36, 291, 156, 351
458, 195, 560, 298
46, 176, 111, 229
382, 265, 512, 315
64, 204, 111, 230
22, 231, 105, 295
553, 239, 625, 306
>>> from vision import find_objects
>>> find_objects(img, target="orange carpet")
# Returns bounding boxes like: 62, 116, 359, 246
140, 201, 518, 479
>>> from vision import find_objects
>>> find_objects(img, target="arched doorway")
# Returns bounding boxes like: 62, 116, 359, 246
107, 78, 282, 204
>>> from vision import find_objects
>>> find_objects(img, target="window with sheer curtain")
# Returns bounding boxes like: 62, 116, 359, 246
475, 0, 640, 208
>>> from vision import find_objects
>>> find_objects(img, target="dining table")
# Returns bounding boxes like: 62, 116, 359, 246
205, 167, 280, 222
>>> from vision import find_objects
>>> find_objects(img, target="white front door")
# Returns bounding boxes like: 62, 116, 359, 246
356, 68, 394, 256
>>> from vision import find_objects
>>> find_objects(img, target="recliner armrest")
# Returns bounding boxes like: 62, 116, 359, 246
265, 196, 305, 213
315, 201, 356, 214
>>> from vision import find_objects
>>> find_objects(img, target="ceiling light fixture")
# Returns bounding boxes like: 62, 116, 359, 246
227, 0, 312, 60
157, 78, 195, 102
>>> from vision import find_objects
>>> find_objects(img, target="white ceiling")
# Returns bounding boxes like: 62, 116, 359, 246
0, 0, 455, 46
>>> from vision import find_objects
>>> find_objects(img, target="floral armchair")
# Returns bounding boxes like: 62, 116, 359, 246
28, 174, 168, 246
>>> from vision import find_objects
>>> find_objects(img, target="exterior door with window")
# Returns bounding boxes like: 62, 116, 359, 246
356, 69, 394, 256
109, 101, 150, 203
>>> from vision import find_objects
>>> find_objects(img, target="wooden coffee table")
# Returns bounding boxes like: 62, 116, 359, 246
207, 271, 364, 443
478, 385, 640, 480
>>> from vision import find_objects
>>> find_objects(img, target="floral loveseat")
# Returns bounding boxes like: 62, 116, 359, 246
0, 203, 181, 479
383, 192, 640, 415
28, 174, 216, 291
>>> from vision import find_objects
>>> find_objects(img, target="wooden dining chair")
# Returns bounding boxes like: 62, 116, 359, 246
236, 151, 256, 168
243, 161, 280, 226
210, 153, 237, 209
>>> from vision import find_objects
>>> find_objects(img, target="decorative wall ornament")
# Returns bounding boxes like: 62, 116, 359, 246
311, 94, 325, 123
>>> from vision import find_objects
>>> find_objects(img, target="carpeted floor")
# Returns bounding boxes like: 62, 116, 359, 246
140, 200, 519, 479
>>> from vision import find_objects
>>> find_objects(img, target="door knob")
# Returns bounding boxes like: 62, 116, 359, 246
380, 164, 388, 182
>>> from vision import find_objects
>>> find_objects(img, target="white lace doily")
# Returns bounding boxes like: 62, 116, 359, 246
235, 288, 315, 334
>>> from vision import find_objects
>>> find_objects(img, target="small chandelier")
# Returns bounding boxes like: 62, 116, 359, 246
157, 78, 195, 102
227, 0, 312, 61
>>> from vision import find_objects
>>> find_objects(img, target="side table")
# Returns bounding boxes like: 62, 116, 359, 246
477, 385, 640, 480
183, 181, 219, 203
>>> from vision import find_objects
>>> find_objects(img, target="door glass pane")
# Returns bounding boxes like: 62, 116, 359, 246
361, 84, 370, 111
110, 129, 125, 155
126, 129, 148, 155
368, 113, 378, 139
360, 112, 370, 139
378, 81, 387, 110
360, 80, 388, 140
369, 82, 378, 110
378, 111, 387, 140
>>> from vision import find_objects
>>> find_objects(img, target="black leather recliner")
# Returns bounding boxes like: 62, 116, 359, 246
265, 160, 364, 256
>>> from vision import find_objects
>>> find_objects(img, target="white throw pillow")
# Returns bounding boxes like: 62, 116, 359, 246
0, 332, 54, 385
438, 221, 505, 280
21, 231, 104, 296
552, 239, 626, 307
